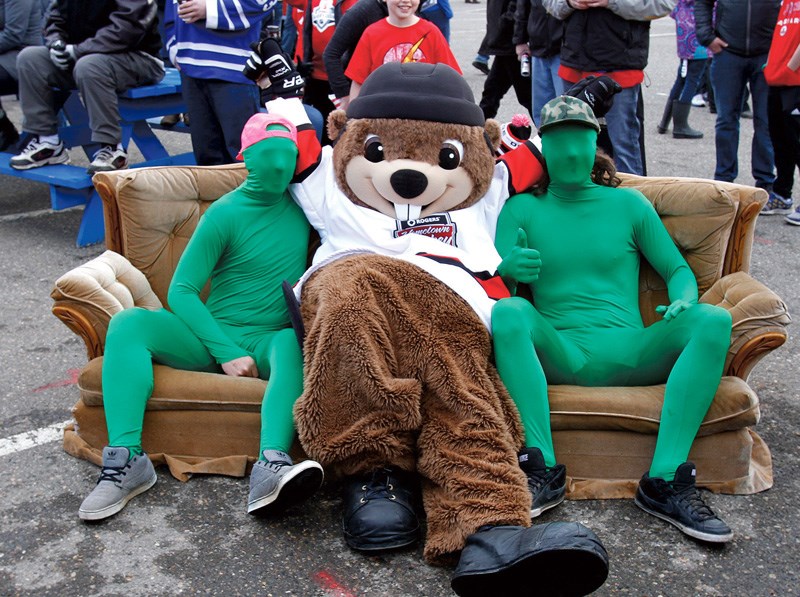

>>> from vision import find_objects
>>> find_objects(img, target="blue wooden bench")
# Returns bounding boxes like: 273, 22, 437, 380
0, 68, 194, 246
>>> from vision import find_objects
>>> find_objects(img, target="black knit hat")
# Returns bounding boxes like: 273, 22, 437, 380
347, 62, 485, 126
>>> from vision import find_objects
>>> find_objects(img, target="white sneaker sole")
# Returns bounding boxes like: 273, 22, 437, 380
785, 215, 800, 226
634, 496, 733, 543
247, 460, 324, 514
10, 152, 70, 170
531, 493, 565, 518
761, 206, 794, 215
79, 472, 157, 521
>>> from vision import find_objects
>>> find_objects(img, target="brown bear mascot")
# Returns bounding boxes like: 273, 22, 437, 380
252, 40, 613, 596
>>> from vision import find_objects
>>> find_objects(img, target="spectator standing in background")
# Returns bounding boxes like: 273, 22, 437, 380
322, 0, 387, 109
288, 0, 358, 144
420, 0, 453, 41
0, 0, 43, 151
10, 0, 164, 173
344, 0, 460, 101
764, 0, 800, 223
695, 0, 780, 201
165, 0, 276, 165
477, 0, 532, 120
513, 0, 563, 128
655, 0, 708, 139
542, 0, 675, 175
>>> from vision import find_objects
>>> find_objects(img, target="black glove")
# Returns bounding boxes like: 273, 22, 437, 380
565, 75, 622, 118
243, 38, 304, 99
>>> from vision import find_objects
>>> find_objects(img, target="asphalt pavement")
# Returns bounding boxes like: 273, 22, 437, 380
1, 6, 798, 596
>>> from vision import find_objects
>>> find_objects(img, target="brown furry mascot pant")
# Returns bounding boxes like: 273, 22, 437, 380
294, 254, 532, 565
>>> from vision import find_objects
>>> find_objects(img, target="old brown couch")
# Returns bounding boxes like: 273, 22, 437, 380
51, 165, 791, 495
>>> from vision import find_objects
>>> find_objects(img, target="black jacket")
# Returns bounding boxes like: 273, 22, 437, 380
482, 0, 518, 56
322, 0, 388, 98
560, 7, 650, 71
695, 0, 780, 57
513, 0, 562, 59
45, 0, 161, 58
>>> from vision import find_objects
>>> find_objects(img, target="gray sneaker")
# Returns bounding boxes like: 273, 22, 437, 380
247, 450, 324, 514
79, 446, 157, 521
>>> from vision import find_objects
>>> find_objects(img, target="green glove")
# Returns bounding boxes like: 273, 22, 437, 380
497, 228, 542, 285
655, 299, 696, 322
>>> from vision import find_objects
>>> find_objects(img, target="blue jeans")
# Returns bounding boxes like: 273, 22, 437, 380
532, 55, 565, 128
668, 59, 708, 104
180, 74, 260, 165
587, 83, 642, 175
710, 49, 775, 187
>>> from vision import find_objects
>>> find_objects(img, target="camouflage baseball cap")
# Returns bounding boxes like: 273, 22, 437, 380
538, 95, 600, 134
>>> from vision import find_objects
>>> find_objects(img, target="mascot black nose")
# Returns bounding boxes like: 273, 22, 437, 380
390, 169, 428, 199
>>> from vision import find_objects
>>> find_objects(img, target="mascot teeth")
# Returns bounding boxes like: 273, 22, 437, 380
394, 203, 423, 221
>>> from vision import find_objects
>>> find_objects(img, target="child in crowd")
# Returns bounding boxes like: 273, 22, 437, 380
345, 0, 460, 99
78, 114, 323, 522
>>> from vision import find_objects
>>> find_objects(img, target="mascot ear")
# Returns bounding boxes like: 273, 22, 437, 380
327, 109, 349, 142
484, 118, 502, 153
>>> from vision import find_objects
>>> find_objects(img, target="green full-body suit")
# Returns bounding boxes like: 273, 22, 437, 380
492, 125, 732, 481
102, 135, 309, 458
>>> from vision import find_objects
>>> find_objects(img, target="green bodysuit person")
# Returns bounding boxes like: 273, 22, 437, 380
79, 114, 324, 522
492, 96, 734, 543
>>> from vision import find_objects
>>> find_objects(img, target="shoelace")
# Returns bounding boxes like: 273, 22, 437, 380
23, 138, 43, 153
361, 468, 396, 503
674, 484, 717, 521
265, 460, 291, 474
93, 146, 115, 162
97, 464, 128, 486
526, 466, 557, 493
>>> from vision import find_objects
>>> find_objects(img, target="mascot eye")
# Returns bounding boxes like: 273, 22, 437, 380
439, 140, 463, 170
364, 135, 385, 163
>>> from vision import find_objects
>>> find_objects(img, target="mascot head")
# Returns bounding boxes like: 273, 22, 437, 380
327, 62, 501, 220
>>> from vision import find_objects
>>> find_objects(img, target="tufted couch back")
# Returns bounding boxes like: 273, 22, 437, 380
94, 164, 249, 306
617, 174, 765, 326
92, 167, 767, 326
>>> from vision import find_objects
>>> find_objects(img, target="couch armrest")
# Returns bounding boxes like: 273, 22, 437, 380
700, 271, 792, 379
51, 250, 163, 360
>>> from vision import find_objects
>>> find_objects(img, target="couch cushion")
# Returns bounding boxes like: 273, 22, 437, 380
549, 376, 758, 436
79, 357, 266, 411
80, 357, 757, 436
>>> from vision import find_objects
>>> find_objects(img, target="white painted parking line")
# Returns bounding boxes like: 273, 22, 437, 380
0, 420, 72, 457
0, 206, 81, 223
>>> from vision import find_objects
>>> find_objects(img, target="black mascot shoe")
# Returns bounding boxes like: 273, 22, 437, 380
342, 467, 421, 551
451, 522, 609, 597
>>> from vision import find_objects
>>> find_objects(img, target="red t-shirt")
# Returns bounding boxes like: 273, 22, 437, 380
345, 17, 461, 85
764, 0, 800, 87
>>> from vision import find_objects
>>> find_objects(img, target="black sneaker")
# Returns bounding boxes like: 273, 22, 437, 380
471, 58, 490, 75
9, 136, 69, 169
518, 447, 567, 518
635, 462, 733, 543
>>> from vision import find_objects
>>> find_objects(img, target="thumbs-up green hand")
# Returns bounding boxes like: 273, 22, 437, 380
498, 228, 541, 284
516, 228, 528, 249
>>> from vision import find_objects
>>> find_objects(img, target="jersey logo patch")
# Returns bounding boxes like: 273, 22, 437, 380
394, 213, 457, 245
312, 0, 336, 32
